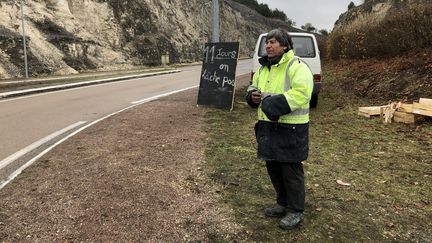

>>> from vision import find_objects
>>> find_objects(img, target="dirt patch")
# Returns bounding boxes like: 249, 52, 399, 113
325, 48, 432, 102
0, 75, 250, 242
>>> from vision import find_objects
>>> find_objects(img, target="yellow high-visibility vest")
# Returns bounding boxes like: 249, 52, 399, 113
248, 50, 313, 124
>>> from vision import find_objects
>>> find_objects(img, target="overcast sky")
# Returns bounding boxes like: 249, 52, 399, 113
256, 0, 364, 31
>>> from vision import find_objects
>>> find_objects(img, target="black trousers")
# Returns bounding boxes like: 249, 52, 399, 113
266, 161, 305, 213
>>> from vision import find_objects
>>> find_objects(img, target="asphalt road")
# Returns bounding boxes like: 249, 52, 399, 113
0, 60, 252, 182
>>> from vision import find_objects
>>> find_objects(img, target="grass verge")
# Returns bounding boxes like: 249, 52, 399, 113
204, 70, 432, 241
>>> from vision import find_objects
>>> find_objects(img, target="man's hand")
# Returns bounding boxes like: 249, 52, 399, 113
251, 90, 262, 105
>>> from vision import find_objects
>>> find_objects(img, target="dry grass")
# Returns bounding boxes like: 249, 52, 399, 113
204, 67, 432, 241
328, 3, 432, 59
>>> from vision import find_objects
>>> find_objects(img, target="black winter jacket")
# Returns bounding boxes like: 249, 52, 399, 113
254, 121, 309, 163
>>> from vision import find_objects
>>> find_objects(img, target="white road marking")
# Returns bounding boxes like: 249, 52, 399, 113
0, 121, 87, 171
0, 85, 199, 190
131, 85, 198, 104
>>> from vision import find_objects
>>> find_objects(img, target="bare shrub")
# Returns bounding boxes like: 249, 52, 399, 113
328, 3, 432, 60
316, 36, 328, 61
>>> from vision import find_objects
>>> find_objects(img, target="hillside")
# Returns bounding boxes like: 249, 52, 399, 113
0, 0, 295, 79
326, 0, 431, 102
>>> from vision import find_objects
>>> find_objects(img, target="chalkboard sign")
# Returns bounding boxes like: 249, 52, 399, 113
197, 42, 240, 110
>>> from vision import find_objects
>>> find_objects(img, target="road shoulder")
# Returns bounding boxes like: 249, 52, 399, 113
0, 75, 250, 241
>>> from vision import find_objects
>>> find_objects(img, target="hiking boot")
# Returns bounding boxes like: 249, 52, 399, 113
264, 205, 287, 217
279, 212, 304, 230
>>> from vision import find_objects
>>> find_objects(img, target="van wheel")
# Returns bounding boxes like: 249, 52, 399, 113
310, 94, 318, 108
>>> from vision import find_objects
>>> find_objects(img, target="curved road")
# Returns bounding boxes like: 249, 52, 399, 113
0, 60, 252, 182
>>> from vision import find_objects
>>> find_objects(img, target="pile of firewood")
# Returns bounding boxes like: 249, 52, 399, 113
358, 98, 432, 124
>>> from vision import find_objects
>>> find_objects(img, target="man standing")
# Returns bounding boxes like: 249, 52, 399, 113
246, 28, 313, 230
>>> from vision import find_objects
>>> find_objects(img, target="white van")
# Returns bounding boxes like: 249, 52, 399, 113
251, 32, 322, 107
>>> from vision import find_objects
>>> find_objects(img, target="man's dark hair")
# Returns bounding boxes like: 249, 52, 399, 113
267, 28, 293, 52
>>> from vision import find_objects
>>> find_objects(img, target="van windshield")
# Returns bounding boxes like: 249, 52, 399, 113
258, 35, 316, 58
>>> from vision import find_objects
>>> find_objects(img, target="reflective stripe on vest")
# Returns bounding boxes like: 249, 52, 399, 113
261, 90, 309, 116
284, 57, 299, 91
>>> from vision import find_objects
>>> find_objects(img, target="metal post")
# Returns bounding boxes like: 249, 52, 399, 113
211, 0, 220, 43
20, 0, 29, 78
200, 3, 207, 42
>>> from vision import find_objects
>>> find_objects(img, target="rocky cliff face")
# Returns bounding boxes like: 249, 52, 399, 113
0, 0, 292, 79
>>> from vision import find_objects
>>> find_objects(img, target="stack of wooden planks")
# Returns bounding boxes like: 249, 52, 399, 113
358, 98, 432, 124
358, 105, 387, 118
413, 98, 432, 117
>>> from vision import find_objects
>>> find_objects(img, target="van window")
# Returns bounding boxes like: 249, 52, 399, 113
258, 36, 316, 58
